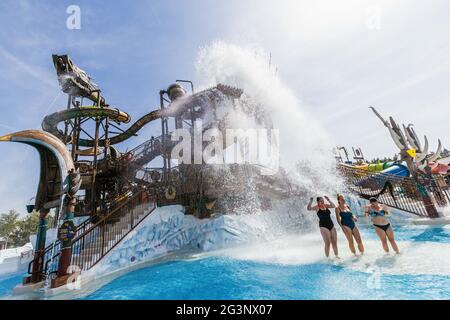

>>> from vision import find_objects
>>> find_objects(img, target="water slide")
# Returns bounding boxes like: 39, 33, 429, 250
379, 163, 410, 177
41, 83, 243, 149
360, 161, 394, 172
355, 163, 410, 190
42, 106, 163, 147
46, 55, 167, 147
0, 130, 81, 212
343, 161, 394, 174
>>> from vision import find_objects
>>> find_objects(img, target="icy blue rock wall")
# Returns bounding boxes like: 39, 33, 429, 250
90, 200, 310, 276
90, 206, 256, 274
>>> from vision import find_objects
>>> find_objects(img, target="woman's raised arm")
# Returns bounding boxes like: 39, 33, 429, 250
324, 196, 336, 208
307, 197, 316, 211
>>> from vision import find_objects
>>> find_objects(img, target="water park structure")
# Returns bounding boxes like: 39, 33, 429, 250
0, 55, 302, 296
0, 53, 449, 299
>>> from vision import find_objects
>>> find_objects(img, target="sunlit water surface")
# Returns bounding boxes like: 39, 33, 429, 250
1, 225, 449, 300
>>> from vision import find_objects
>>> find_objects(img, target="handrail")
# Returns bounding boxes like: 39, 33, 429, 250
71, 189, 156, 271
27, 137, 164, 282
27, 188, 130, 275
27, 214, 94, 277
42, 190, 136, 274
43, 252, 60, 278
126, 133, 179, 168
44, 189, 156, 278
71, 189, 142, 243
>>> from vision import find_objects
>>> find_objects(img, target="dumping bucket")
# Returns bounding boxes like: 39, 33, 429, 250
26, 197, 35, 213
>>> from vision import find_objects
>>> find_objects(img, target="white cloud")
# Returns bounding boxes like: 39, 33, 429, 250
210, 0, 450, 159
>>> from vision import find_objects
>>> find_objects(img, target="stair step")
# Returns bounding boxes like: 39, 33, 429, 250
68, 203, 153, 270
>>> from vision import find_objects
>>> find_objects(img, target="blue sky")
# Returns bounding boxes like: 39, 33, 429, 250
0, 0, 450, 213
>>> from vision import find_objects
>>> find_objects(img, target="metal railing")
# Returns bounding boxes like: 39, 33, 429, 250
45, 189, 155, 277
338, 165, 450, 218
27, 215, 94, 279
126, 134, 167, 165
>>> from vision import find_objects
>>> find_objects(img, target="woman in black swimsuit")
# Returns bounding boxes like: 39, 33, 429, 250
307, 196, 339, 258
364, 197, 399, 254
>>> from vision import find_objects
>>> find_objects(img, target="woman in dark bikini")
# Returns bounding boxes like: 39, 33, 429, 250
335, 195, 364, 255
365, 197, 400, 254
307, 196, 339, 258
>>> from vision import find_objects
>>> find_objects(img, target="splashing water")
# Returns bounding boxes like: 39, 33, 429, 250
196, 42, 342, 197
191, 43, 450, 285
211, 224, 450, 276
197, 43, 333, 162
194, 42, 345, 236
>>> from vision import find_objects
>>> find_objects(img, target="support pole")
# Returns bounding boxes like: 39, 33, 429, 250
63, 95, 72, 144
160, 91, 168, 181
90, 90, 102, 216
53, 195, 76, 287
90, 117, 100, 216
30, 208, 49, 283
404, 151, 439, 218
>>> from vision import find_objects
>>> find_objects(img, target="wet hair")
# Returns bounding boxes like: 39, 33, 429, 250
316, 197, 324, 202
337, 194, 345, 202
369, 197, 378, 203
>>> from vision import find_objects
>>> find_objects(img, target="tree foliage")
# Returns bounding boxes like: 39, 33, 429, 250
0, 210, 53, 248
369, 156, 396, 164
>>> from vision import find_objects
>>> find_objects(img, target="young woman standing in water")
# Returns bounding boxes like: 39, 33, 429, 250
365, 197, 400, 254
307, 196, 339, 258
335, 194, 364, 255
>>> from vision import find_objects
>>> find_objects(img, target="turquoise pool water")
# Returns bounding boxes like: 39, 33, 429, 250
84, 256, 450, 300
1, 225, 450, 300
84, 225, 450, 300
0, 272, 24, 298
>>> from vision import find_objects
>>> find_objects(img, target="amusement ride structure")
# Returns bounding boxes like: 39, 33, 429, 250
0, 55, 298, 290
337, 107, 450, 219
0, 54, 449, 294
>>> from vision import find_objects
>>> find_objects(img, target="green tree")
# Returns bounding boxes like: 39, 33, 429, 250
0, 210, 20, 247
12, 211, 39, 247
0, 210, 54, 248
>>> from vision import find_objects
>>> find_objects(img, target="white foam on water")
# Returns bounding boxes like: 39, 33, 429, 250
441, 205, 450, 217
212, 232, 326, 265
211, 228, 450, 276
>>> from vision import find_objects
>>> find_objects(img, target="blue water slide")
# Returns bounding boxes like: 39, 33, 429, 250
356, 164, 410, 189
380, 163, 410, 177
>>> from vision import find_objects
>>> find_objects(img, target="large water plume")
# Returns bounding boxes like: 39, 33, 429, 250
197, 44, 327, 154
196, 42, 343, 196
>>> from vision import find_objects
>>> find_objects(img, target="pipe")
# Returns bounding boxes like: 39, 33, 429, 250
30, 208, 49, 283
